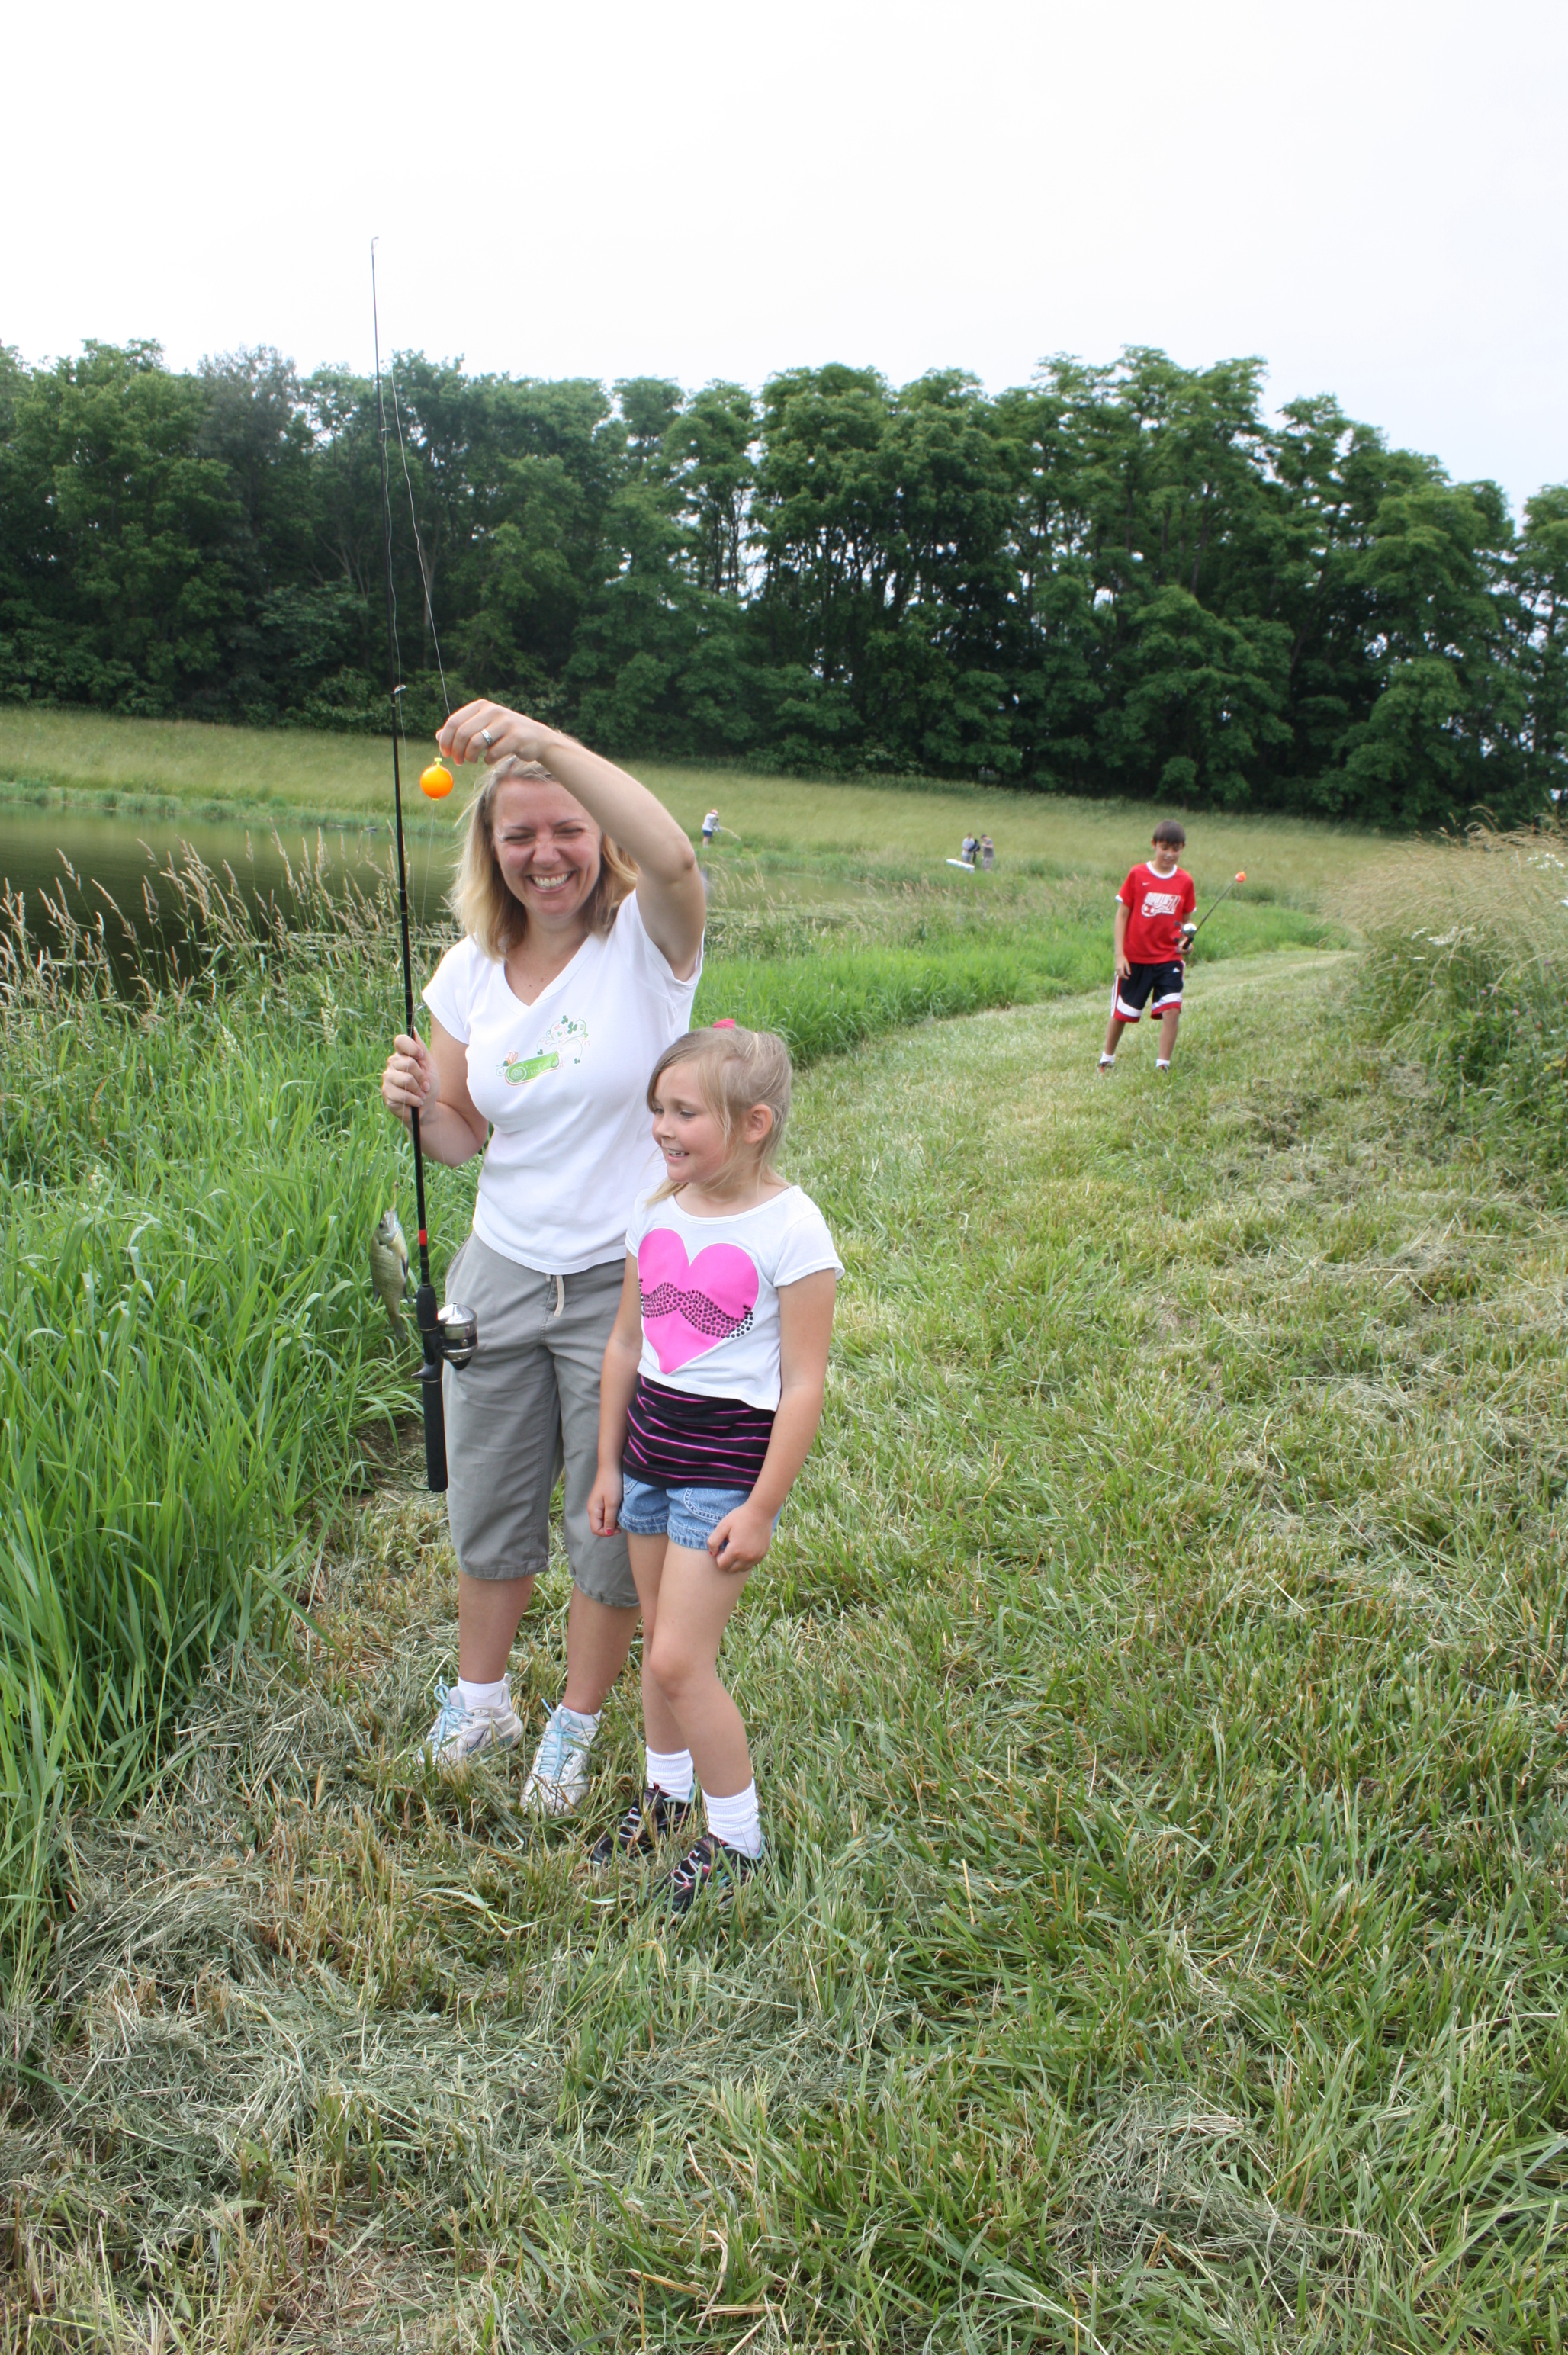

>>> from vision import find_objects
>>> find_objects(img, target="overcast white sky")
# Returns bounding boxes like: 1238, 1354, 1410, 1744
8, 0, 1563, 513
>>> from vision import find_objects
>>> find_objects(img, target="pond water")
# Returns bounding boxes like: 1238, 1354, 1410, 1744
0, 802, 923, 991
0, 804, 460, 970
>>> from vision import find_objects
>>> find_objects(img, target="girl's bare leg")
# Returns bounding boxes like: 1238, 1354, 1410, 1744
627, 1533, 685, 1754
644, 1542, 754, 1797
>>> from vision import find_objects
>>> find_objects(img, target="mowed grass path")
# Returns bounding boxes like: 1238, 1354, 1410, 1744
16, 956, 1568, 2351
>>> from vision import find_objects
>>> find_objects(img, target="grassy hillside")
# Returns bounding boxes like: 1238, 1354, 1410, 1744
8, 951, 1566, 2350
0, 705, 1384, 904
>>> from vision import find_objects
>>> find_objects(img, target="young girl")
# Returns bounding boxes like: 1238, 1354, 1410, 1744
588, 1023, 840, 1909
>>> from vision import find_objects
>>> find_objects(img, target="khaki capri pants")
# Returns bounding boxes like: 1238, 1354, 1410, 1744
441, 1232, 635, 1609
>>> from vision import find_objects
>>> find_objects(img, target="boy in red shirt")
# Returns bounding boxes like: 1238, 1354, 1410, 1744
1098, 819, 1197, 1073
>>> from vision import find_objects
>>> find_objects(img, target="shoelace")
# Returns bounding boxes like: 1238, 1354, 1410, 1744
429, 1682, 466, 1743
532, 1707, 584, 1783
670, 1836, 718, 1893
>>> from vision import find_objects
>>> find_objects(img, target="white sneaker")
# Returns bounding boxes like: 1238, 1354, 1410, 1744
521, 1703, 598, 1815
423, 1680, 522, 1769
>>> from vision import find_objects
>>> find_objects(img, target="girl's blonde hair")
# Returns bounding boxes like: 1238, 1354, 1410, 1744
647, 1024, 793, 1200
451, 757, 638, 960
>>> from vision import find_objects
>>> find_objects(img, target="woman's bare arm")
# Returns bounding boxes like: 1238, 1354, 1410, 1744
381, 1017, 487, 1166
437, 703, 705, 978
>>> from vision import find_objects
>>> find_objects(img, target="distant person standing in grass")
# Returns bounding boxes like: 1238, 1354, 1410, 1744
380, 702, 705, 1802
979, 834, 994, 871
1099, 819, 1197, 1074
588, 1023, 841, 1910
702, 808, 719, 851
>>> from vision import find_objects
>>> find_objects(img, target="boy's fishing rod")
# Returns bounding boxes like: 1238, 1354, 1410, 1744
371, 242, 476, 1492
1183, 869, 1246, 947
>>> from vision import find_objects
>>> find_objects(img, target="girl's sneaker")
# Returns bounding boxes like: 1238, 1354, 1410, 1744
662, 1833, 765, 1913
423, 1681, 522, 1769
589, 1786, 696, 1866
521, 1703, 597, 1816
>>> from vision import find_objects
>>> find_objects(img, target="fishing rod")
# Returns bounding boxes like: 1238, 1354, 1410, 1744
1182, 869, 1246, 948
371, 242, 476, 1493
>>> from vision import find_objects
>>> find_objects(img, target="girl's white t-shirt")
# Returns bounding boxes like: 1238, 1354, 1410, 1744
625, 1184, 843, 1412
423, 894, 702, 1275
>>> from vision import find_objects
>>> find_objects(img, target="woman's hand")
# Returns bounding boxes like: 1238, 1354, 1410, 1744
707, 1501, 774, 1576
588, 1465, 623, 1538
382, 1031, 440, 1125
438, 702, 555, 769
436, 696, 704, 979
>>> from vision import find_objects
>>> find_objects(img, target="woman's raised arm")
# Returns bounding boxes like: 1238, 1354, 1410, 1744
437, 703, 705, 979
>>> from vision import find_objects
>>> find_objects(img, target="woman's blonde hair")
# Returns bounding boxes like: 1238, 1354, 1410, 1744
646, 1024, 794, 1200
451, 758, 638, 959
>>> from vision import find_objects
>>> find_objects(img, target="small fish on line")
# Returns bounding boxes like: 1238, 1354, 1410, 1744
370, 1207, 415, 1335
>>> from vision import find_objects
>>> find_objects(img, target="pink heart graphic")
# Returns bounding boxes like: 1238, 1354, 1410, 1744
638, 1229, 759, 1374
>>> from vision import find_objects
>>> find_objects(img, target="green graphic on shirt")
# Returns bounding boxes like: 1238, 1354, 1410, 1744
503, 1014, 589, 1087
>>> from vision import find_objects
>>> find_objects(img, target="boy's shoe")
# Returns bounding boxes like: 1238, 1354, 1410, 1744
661, 1833, 766, 1913
1097, 1055, 1117, 1073
589, 1785, 696, 1866
423, 1680, 522, 1770
521, 1703, 597, 1816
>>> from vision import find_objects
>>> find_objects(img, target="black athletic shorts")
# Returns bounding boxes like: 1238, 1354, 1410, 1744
1111, 960, 1184, 1022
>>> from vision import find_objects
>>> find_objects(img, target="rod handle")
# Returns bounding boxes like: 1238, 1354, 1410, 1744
415, 1282, 448, 1493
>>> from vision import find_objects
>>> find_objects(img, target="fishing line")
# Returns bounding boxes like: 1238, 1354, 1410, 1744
387, 354, 451, 934
371, 238, 476, 1493
387, 354, 452, 723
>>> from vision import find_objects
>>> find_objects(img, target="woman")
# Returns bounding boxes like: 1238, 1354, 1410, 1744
381, 702, 705, 1809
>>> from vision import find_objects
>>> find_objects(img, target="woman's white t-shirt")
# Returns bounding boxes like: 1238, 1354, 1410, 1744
423, 893, 702, 1275
625, 1184, 843, 1412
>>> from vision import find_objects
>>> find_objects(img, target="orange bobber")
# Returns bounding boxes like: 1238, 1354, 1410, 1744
419, 762, 455, 800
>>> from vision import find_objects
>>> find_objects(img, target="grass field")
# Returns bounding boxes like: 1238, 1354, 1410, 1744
0, 705, 1384, 905
9, 784, 1563, 2347
7, 931, 1568, 2348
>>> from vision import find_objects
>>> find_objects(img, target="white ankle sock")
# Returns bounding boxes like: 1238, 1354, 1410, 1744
704, 1780, 763, 1859
457, 1675, 510, 1712
1156, 1058, 1171, 1069
556, 1701, 601, 1743
645, 1745, 695, 1802
1098, 1052, 1115, 1067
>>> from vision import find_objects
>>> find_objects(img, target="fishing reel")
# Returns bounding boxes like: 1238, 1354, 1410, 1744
434, 1300, 478, 1369
414, 1289, 479, 1492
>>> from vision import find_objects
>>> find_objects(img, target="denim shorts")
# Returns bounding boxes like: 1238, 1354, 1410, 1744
619, 1472, 766, 1552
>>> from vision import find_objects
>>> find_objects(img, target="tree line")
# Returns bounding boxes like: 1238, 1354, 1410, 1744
2, 337, 1565, 824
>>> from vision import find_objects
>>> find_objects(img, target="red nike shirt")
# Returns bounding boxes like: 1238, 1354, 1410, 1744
1118, 864, 1197, 963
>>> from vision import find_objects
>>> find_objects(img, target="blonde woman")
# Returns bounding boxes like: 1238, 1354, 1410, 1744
381, 704, 705, 1801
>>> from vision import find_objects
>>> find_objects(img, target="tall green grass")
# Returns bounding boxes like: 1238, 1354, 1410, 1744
1344, 823, 1568, 1178
0, 855, 422, 1988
